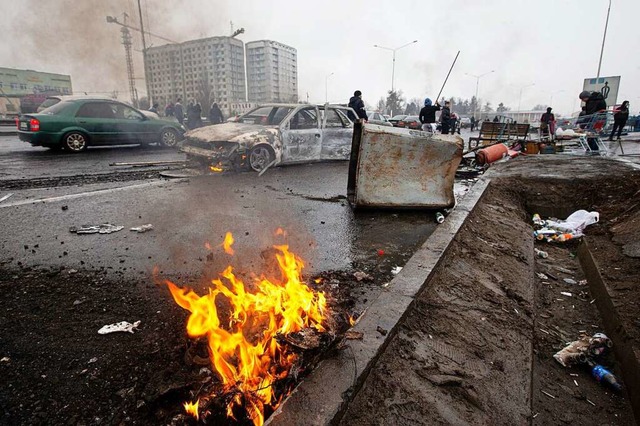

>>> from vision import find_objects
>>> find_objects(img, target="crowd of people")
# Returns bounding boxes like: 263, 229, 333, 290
154, 97, 225, 129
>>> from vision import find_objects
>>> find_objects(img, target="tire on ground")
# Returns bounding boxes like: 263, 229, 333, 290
62, 131, 89, 152
248, 145, 275, 172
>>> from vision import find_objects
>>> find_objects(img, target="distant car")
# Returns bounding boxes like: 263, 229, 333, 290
397, 115, 421, 130
366, 111, 393, 127
182, 103, 358, 172
460, 117, 471, 128
389, 114, 408, 127
18, 98, 186, 152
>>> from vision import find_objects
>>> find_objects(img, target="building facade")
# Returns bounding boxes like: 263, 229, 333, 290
145, 36, 246, 115
246, 40, 297, 104
0, 67, 72, 114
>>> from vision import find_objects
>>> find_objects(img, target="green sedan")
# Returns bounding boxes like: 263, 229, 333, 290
18, 98, 185, 152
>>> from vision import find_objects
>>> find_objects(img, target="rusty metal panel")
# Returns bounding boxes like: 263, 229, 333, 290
348, 123, 463, 209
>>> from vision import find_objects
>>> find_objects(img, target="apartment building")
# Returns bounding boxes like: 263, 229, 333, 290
246, 40, 298, 104
145, 36, 246, 115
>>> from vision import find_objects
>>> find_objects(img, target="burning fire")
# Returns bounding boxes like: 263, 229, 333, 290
210, 164, 223, 172
184, 400, 200, 420
164, 231, 327, 425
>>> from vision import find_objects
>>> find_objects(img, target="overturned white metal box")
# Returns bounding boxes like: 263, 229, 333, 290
347, 123, 463, 209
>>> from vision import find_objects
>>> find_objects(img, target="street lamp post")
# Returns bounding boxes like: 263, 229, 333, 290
465, 70, 494, 120
596, 0, 612, 80
373, 40, 418, 92
325, 72, 334, 104
517, 83, 536, 112
549, 90, 565, 107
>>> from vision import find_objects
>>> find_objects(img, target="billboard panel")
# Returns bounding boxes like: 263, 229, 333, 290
583, 76, 620, 107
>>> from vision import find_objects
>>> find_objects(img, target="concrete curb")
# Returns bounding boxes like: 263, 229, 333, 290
266, 177, 491, 426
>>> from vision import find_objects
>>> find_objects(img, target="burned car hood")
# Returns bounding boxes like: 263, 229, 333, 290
185, 122, 279, 146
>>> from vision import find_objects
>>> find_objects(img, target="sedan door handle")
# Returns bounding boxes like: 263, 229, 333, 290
78, 120, 87, 124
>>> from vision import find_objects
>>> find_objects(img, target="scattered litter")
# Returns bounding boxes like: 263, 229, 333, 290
98, 320, 141, 335
88, 357, 98, 364
589, 361, 623, 392
130, 224, 154, 233
590, 299, 596, 304
345, 330, 364, 340
536, 273, 549, 280
534, 248, 548, 259
377, 249, 385, 256
0, 193, 13, 203
68, 269, 78, 274
574, 379, 579, 387
570, 373, 579, 377
376, 326, 388, 336
61, 205, 68, 211
541, 390, 557, 399
353, 271, 374, 282
531, 210, 599, 243
561, 292, 573, 297
553, 332, 612, 367
564, 278, 577, 285
532, 413, 539, 419
391, 266, 403, 275
70, 223, 124, 234
578, 279, 587, 286
539, 328, 550, 335
546, 272, 558, 280
1, 357, 9, 362
586, 399, 596, 407
435, 212, 445, 224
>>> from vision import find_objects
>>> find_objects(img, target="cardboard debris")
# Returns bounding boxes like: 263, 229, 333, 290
98, 320, 141, 335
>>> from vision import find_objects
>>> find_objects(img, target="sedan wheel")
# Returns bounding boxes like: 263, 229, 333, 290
160, 129, 180, 147
249, 146, 275, 172
63, 132, 88, 152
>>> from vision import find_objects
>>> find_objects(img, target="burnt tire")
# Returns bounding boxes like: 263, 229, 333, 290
62, 131, 88, 152
160, 128, 180, 147
248, 145, 275, 172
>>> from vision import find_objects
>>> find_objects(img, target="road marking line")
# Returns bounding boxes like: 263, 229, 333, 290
0, 179, 185, 208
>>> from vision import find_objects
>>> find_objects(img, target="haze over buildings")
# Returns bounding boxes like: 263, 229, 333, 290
246, 40, 298, 104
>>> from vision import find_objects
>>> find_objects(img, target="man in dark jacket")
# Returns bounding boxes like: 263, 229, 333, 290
540, 107, 555, 138
609, 100, 629, 141
174, 98, 184, 124
440, 101, 452, 134
348, 90, 368, 121
208, 102, 224, 124
419, 98, 440, 132
580, 90, 607, 116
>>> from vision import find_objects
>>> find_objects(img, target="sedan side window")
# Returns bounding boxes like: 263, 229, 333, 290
325, 109, 346, 128
290, 107, 318, 130
111, 104, 143, 120
75, 102, 115, 119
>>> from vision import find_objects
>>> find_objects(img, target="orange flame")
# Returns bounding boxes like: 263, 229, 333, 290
222, 232, 235, 255
184, 400, 200, 420
210, 164, 223, 172
165, 233, 327, 426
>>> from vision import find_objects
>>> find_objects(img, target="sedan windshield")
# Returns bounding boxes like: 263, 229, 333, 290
239, 106, 293, 125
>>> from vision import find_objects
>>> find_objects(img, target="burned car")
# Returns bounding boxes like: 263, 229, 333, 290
181, 104, 358, 172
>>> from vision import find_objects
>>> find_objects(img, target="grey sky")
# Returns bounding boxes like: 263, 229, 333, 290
2, 0, 638, 115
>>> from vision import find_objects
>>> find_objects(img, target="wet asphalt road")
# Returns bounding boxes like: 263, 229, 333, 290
0, 135, 437, 281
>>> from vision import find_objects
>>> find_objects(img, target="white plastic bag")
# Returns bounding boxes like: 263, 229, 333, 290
545, 210, 599, 234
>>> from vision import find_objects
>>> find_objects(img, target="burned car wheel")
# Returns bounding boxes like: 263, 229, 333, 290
160, 128, 180, 147
63, 131, 88, 152
248, 145, 275, 172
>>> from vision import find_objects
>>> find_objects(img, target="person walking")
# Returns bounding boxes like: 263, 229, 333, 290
440, 101, 452, 134
164, 102, 174, 118
419, 98, 440, 133
470, 116, 476, 132
609, 100, 629, 141
348, 90, 368, 122
540, 107, 555, 139
194, 102, 203, 128
208, 102, 224, 124
149, 103, 159, 115
174, 98, 184, 125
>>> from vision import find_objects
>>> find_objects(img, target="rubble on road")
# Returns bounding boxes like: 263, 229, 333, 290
69, 223, 124, 234
130, 224, 153, 233
532, 210, 599, 242
98, 321, 141, 335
